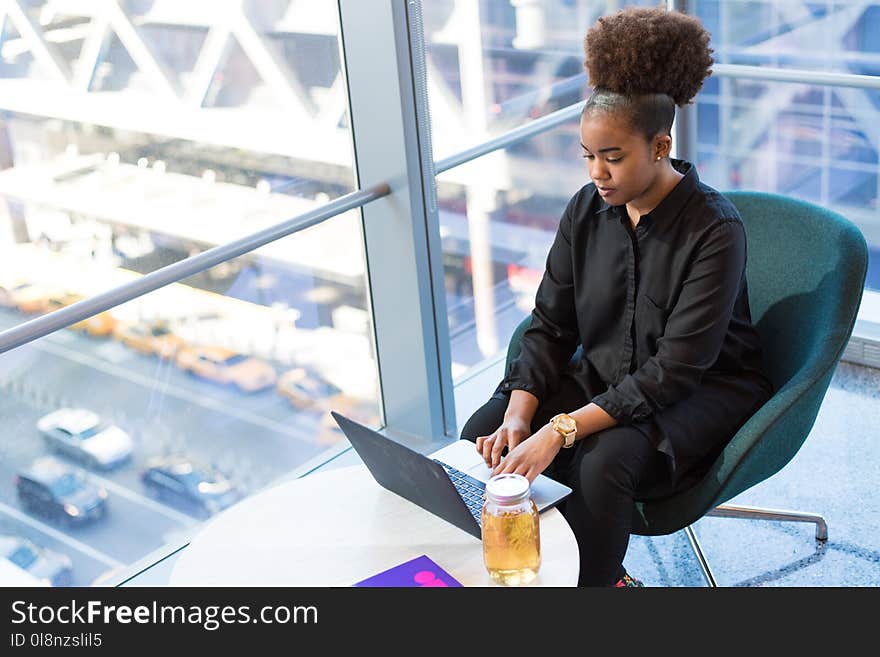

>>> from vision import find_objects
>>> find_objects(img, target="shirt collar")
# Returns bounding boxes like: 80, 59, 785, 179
597, 158, 698, 223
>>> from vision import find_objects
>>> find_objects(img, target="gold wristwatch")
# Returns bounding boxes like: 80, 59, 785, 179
550, 413, 577, 449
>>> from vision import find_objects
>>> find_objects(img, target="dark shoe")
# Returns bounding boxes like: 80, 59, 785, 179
613, 571, 645, 587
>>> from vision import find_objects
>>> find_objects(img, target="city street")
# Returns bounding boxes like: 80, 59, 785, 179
0, 308, 340, 585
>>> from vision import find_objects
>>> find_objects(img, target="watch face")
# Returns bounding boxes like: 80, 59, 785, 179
556, 415, 576, 433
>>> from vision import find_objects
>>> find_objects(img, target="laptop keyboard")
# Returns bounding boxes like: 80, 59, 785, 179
434, 460, 486, 525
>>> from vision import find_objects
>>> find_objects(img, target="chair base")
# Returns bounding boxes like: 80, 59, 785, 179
685, 504, 828, 587
707, 504, 828, 540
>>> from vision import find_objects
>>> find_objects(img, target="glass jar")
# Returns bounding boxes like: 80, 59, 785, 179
481, 473, 541, 586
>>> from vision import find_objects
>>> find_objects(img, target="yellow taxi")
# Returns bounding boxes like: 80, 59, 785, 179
14, 288, 74, 315
277, 366, 379, 444
113, 320, 185, 358
276, 365, 346, 410
70, 311, 119, 338
175, 346, 277, 393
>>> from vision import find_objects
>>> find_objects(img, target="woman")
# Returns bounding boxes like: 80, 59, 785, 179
460, 6, 774, 587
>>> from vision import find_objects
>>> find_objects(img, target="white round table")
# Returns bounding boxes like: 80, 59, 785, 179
171, 465, 580, 586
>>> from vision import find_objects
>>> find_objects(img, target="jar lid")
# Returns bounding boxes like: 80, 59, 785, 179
485, 473, 530, 504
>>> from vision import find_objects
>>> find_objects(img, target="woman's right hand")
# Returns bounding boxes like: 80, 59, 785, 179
475, 415, 532, 469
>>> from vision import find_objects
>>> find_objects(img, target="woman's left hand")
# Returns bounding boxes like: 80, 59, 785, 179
491, 425, 564, 483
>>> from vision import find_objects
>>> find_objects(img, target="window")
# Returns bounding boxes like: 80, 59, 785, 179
695, 0, 880, 292
0, 0, 876, 589
437, 121, 578, 386
0, 0, 382, 587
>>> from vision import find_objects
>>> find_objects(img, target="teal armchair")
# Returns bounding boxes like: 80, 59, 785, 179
504, 192, 869, 585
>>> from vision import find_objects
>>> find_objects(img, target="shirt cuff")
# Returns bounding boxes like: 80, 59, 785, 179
590, 393, 627, 424
496, 379, 542, 400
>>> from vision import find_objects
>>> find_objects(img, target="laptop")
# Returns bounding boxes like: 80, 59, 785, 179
331, 412, 572, 540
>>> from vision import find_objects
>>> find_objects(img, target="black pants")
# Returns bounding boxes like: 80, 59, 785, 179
461, 384, 679, 587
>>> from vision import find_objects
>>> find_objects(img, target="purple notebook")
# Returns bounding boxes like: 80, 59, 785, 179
353, 554, 463, 587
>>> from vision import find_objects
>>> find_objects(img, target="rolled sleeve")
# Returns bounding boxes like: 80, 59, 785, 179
590, 220, 746, 424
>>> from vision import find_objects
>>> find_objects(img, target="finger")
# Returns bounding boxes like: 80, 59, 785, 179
475, 436, 484, 452
518, 464, 536, 482
490, 434, 507, 468
481, 435, 496, 466
492, 456, 515, 477
528, 466, 541, 483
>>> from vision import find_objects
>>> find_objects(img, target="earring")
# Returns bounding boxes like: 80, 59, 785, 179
656, 156, 661, 161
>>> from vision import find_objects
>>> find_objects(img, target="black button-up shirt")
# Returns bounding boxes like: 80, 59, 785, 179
497, 159, 773, 437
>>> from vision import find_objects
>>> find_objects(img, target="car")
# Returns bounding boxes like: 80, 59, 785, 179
0, 285, 116, 336
0, 535, 73, 586
0, 283, 62, 312
275, 365, 379, 436
15, 458, 108, 525
276, 366, 346, 411
15, 289, 78, 315
37, 407, 133, 469
113, 320, 185, 358
65, 294, 118, 338
29, 291, 118, 337
140, 456, 243, 518
0, 281, 35, 308
69, 310, 118, 338
276, 366, 377, 443
175, 346, 276, 393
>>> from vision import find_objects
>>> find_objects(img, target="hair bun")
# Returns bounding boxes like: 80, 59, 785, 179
583, 6, 714, 106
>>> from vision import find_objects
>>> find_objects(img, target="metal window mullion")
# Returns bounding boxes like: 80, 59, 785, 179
672, 0, 696, 163
337, 0, 454, 440
821, 85, 831, 207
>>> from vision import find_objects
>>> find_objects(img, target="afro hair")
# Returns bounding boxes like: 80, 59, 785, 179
583, 6, 714, 106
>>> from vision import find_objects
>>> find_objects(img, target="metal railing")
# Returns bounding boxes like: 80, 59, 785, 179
0, 183, 390, 354
435, 101, 586, 174
435, 66, 880, 176
713, 64, 880, 90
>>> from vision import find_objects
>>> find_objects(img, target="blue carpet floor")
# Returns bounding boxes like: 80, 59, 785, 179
623, 360, 880, 586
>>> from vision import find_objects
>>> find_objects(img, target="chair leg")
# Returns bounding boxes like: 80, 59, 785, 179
706, 504, 828, 541
684, 525, 717, 587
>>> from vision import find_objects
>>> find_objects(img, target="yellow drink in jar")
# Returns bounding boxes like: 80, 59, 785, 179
481, 474, 541, 586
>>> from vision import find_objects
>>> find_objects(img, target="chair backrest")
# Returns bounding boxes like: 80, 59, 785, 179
504, 192, 869, 533
734, 192, 867, 394
697, 192, 868, 503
